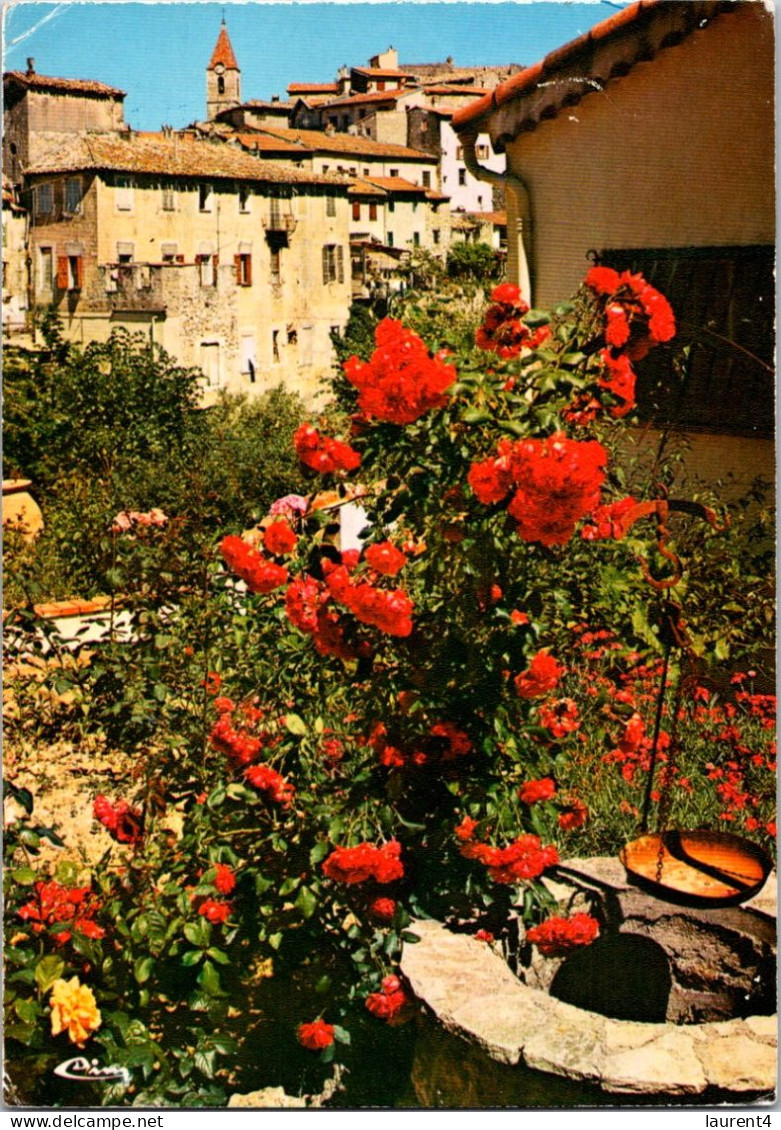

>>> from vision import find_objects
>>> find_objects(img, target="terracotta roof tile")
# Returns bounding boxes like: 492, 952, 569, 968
362, 175, 427, 195
25, 134, 350, 188
4, 70, 125, 98
250, 126, 436, 162
233, 133, 307, 155
287, 82, 340, 94
348, 178, 388, 197
207, 24, 239, 71
452, 0, 724, 138
466, 210, 507, 225
323, 90, 412, 108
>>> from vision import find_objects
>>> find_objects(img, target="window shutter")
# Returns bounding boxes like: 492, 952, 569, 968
56, 256, 68, 290
175, 255, 185, 264
337, 245, 344, 284
245, 255, 252, 286
234, 254, 242, 284
75, 256, 84, 290
322, 245, 329, 284
352, 201, 360, 221
195, 254, 204, 265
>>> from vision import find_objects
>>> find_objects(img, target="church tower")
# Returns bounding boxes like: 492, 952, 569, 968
206, 20, 241, 121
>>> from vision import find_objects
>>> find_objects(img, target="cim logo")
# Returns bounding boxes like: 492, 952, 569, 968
53, 1058, 131, 1085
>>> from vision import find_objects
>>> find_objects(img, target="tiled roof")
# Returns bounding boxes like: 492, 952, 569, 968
4, 70, 125, 98
466, 210, 507, 225
232, 133, 306, 155
323, 90, 411, 108
207, 24, 239, 71
452, 0, 727, 144
250, 127, 437, 162
351, 67, 416, 80
287, 82, 340, 94
25, 134, 350, 188
425, 190, 450, 203
348, 178, 388, 198
237, 100, 293, 111
362, 175, 427, 196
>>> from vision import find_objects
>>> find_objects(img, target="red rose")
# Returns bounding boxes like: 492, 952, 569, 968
322, 840, 403, 885
518, 777, 557, 805
221, 536, 288, 594
297, 1019, 335, 1050
213, 863, 236, 895
198, 898, 231, 924
263, 520, 298, 556
369, 897, 397, 923
526, 913, 599, 957
514, 652, 563, 698
365, 541, 407, 577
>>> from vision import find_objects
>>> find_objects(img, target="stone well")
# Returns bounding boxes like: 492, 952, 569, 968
401, 857, 777, 1102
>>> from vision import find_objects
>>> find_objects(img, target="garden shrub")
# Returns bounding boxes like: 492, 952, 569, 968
4, 272, 775, 1107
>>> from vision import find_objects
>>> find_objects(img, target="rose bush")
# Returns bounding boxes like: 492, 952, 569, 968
4, 273, 775, 1106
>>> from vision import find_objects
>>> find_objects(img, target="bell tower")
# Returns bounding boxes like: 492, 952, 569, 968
206, 19, 241, 121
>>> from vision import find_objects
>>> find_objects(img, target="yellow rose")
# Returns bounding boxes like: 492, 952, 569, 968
49, 977, 102, 1046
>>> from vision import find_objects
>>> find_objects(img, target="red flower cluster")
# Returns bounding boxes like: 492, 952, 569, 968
221, 536, 288, 594
558, 797, 589, 831
198, 898, 232, 924
469, 433, 607, 546
18, 880, 105, 945
518, 777, 557, 805
538, 697, 580, 738
365, 540, 407, 577
365, 974, 409, 1022
213, 863, 236, 895
210, 702, 273, 767
322, 840, 404, 885
369, 720, 472, 769
583, 266, 676, 419
343, 318, 456, 424
368, 897, 397, 923
293, 423, 361, 474
580, 496, 637, 541
475, 282, 551, 359
93, 795, 143, 846
460, 831, 559, 884
324, 562, 413, 638
515, 651, 563, 699
245, 763, 295, 808
285, 573, 357, 660
263, 520, 298, 557
526, 913, 600, 957
297, 1019, 335, 1050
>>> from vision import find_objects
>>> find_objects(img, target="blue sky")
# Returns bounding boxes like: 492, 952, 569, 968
4, 2, 626, 132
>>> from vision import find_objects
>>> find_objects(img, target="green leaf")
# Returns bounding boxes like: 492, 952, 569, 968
278, 876, 300, 897
134, 956, 154, 985
181, 950, 203, 968
284, 713, 308, 736
400, 931, 421, 944
14, 997, 40, 1024
35, 954, 65, 994
461, 408, 491, 424
268, 932, 283, 951
184, 919, 212, 948
194, 1048, 217, 1080
206, 947, 230, 965
332, 1025, 351, 1046
197, 960, 222, 997
309, 841, 329, 866
294, 886, 317, 920
10, 866, 38, 885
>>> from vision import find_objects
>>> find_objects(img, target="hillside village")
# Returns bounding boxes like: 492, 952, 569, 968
2, 23, 520, 400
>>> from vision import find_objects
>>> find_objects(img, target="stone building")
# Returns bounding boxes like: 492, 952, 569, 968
452, 0, 775, 492
23, 132, 352, 401
206, 20, 242, 122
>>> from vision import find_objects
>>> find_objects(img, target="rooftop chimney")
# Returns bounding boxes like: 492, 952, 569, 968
26, 58, 35, 76
271, 94, 279, 103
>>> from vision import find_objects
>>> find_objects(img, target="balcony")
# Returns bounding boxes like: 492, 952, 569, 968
100, 264, 168, 313
262, 210, 297, 235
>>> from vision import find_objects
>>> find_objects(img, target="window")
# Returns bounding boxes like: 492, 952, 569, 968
413, 231, 420, 247
34, 183, 54, 217
238, 184, 251, 213
456, 146, 464, 160
412, 200, 418, 213
326, 194, 336, 218
198, 253, 218, 286
217, 76, 225, 95
270, 247, 281, 286
162, 182, 177, 211
387, 232, 394, 247
115, 177, 134, 211
240, 333, 257, 381
477, 144, 490, 159
116, 242, 134, 264
388, 200, 395, 213
199, 183, 214, 212
322, 243, 344, 285
57, 254, 83, 291
38, 246, 53, 291
235, 253, 252, 286
352, 201, 361, 222
422, 171, 431, 189
341, 115, 349, 129
458, 169, 467, 186
161, 242, 178, 263
200, 341, 220, 386
369, 202, 378, 221
433, 230, 440, 245
349, 167, 357, 176
65, 177, 82, 214
322, 164, 330, 173
598, 244, 774, 438
389, 168, 399, 178
272, 329, 280, 363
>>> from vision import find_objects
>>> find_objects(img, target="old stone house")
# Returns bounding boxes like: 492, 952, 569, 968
452, 0, 774, 493
23, 132, 352, 401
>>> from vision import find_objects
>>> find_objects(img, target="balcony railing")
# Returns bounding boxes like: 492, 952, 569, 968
100, 264, 168, 312
263, 211, 297, 235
